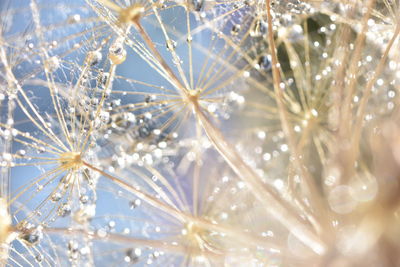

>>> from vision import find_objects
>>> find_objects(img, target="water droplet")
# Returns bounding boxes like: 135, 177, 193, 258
20, 226, 43, 246
85, 50, 102, 66
80, 246, 90, 255
144, 95, 151, 103
138, 125, 151, 138
112, 112, 136, 132
166, 39, 177, 51
35, 254, 43, 263
80, 195, 89, 204
258, 55, 271, 70
45, 56, 60, 72
36, 184, 43, 192
231, 24, 241, 36
97, 72, 110, 87
124, 248, 140, 263
68, 240, 79, 261
250, 18, 268, 37
68, 240, 78, 251
109, 38, 127, 65
97, 228, 107, 238
57, 203, 72, 217
129, 199, 141, 209
187, 0, 204, 12
108, 220, 116, 228
16, 149, 26, 157
68, 14, 81, 24
51, 192, 62, 202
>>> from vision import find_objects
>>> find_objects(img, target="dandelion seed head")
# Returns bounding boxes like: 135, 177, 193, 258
1, 0, 400, 265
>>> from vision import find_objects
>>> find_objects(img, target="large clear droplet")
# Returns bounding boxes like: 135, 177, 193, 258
109, 38, 127, 65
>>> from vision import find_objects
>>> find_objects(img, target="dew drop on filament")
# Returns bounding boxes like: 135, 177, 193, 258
187, 0, 204, 12
166, 39, 177, 51
250, 18, 268, 37
57, 203, 72, 217
85, 50, 102, 66
231, 24, 241, 36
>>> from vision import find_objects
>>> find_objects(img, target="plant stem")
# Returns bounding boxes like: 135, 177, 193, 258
192, 102, 326, 255
131, 14, 326, 255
